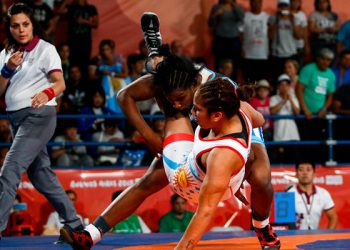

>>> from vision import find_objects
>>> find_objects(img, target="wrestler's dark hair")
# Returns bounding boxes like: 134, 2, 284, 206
196, 78, 240, 118
5, 2, 46, 52
154, 45, 200, 94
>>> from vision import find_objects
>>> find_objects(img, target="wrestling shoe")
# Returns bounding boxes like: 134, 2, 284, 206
59, 225, 93, 250
254, 224, 281, 250
141, 12, 162, 57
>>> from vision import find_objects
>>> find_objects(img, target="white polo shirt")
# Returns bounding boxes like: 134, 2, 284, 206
0, 37, 61, 111
287, 184, 335, 230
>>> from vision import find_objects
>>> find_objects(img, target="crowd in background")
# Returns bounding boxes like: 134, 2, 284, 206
0, 0, 350, 168
0, 0, 344, 237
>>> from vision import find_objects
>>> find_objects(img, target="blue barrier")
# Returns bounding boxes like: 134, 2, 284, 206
0, 113, 349, 166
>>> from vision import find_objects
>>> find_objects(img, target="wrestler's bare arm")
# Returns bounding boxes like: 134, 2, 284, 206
117, 74, 163, 155
175, 148, 243, 250
240, 101, 265, 128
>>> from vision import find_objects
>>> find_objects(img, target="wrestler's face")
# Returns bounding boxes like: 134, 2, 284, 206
167, 87, 195, 111
10, 13, 34, 45
192, 92, 211, 128
296, 163, 315, 185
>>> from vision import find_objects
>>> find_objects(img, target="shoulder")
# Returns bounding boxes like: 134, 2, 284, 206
160, 212, 174, 220
38, 40, 57, 52
315, 185, 331, 195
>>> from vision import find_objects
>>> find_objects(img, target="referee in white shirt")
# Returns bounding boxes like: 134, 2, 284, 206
0, 3, 83, 235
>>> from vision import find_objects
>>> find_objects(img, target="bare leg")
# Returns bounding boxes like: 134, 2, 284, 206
100, 157, 168, 227
247, 143, 274, 221
247, 144, 280, 249
164, 115, 194, 137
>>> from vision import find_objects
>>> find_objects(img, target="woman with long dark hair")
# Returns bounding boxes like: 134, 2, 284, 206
0, 3, 82, 236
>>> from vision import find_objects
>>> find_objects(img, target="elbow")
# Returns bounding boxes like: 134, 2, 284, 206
61, 82, 66, 92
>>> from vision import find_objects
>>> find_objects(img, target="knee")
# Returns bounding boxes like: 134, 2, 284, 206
249, 169, 272, 190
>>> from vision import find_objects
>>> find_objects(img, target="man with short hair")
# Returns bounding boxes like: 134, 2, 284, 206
296, 48, 336, 163
159, 194, 194, 233
286, 162, 337, 230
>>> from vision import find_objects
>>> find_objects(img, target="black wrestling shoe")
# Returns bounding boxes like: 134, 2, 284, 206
59, 224, 93, 250
141, 12, 162, 57
254, 224, 281, 250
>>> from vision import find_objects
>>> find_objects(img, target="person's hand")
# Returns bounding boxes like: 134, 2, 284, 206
304, 109, 313, 120
318, 109, 327, 118
7, 51, 24, 70
286, 93, 291, 101
31, 91, 49, 108
144, 132, 163, 157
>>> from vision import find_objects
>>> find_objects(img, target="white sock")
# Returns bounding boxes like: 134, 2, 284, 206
85, 224, 102, 244
252, 217, 270, 229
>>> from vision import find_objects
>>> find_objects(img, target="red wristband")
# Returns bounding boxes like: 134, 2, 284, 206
43, 87, 55, 101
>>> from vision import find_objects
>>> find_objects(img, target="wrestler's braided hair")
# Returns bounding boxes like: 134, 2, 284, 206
196, 78, 240, 118
154, 45, 200, 94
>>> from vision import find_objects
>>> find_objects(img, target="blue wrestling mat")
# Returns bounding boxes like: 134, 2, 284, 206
1, 230, 350, 249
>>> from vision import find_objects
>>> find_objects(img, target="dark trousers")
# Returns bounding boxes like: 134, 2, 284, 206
0, 106, 81, 231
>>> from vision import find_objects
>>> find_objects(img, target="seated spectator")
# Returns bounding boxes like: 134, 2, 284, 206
331, 50, 350, 88
111, 191, 151, 234
51, 123, 94, 167
124, 53, 154, 114
78, 88, 115, 141
159, 194, 194, 233
88, 39, 128, 82
250, 79, 272, 140
270, 74, 300, 162
92, 118, 127, 165
63, 65, 89, 113
42, 190, 82, 235
124, 53, 146, 84
286, 162, 338, 229
2, 194, 35, 236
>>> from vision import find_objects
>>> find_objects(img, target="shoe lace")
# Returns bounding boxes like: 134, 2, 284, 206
144, 30, 161, 49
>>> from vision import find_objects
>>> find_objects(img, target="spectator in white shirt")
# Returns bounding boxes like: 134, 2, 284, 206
287, 162, 338, 229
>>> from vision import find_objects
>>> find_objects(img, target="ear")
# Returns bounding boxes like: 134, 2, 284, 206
211, 112, 223, 122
